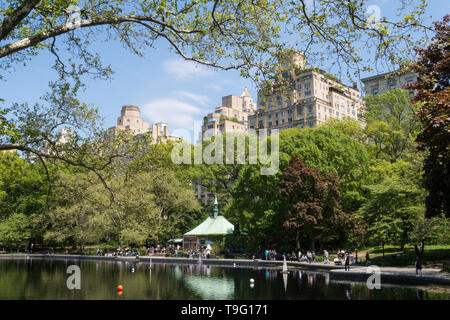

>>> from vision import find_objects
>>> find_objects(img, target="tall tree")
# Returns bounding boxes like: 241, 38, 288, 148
227, 126, 370, 248
357, 177, 425, 251
280, 155, 348, 250
363, 88, 421, 163
409, 15, 450, 218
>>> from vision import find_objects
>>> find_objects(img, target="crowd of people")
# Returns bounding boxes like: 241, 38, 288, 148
96, 248, 140, 257
261, 247, 366, 271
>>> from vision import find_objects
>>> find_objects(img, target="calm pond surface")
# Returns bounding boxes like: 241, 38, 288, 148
0, 258, 448, 300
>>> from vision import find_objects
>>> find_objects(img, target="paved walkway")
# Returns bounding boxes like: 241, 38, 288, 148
328, 265, 450, 286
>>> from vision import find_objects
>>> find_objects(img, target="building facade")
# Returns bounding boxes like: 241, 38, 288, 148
249, 55, 362, 133
199, 88, 257, 142
196, 89, 257, 205
110, 105, 150, 135
109, 105, 179, 143
361, 70, 417, 96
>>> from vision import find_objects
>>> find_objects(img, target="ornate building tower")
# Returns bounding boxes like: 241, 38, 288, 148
111, 105, 150, 134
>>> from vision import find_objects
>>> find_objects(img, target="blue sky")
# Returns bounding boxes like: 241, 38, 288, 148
1, 0, 448, 143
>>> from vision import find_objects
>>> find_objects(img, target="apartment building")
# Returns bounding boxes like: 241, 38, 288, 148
109, 105, 179, 143
199, 88, 256, 142
361, 70, 417, 96
249, 67, 362, 133
110, 105, 150, 135
196, 89, 257, 205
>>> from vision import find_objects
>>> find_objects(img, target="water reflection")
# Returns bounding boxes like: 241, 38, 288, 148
184, 276, 234, 300
0, 259, 448, 300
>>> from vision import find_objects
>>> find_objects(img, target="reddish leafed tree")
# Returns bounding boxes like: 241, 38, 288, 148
409, 15, 450, 218
280, 155, 350, 250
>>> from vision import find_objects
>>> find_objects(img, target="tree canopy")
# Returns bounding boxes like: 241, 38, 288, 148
409, 15, 450, 218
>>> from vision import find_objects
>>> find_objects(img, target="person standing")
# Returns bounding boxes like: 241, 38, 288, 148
355, 249, 358, 264
324, 250, 329, 264
345, 251, 351, 271
415, 243, 424, 276
312, 251, 316, 263
365, 252, 371, 266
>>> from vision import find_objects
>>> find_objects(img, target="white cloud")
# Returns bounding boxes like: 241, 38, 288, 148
210, 84, 224, 92
141, 98, 203, 132
176, 91, 211, 106
163, 58, 215, 79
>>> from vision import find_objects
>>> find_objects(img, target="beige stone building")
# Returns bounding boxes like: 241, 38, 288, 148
109, 105, 180, 143
361, 70, 417, 96
110, 105, 150, 135
196, 89, 257, 205
249, 51, 362, 133
199, 88, 256, 142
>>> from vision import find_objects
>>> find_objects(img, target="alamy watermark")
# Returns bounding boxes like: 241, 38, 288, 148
171, 124, 279, 176
366, 265, 381, 289
66, 265, 81, 290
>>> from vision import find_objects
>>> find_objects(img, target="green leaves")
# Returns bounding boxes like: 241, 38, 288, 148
357, 177, 426, 248
0, 213, 31, 250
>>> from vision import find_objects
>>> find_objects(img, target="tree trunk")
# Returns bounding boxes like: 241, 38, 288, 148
310, 238, 316, 251
296, 228, 300, 250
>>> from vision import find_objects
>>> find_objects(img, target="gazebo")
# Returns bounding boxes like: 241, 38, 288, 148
183, 197, 234, 252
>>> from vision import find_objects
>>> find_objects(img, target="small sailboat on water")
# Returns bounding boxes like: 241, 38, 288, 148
281, 256, 289, 274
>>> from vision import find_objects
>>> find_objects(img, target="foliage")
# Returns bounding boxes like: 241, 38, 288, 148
363, 88, 421, 163
409, 15, 450, 218
357, 177, 426, 250
410, 215, 449, 245
0, 213, 31, 249
280, 155, 349, 250
227, 126, 370, 249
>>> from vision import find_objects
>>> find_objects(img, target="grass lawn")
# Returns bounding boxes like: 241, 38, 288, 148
356, 244, 450, 268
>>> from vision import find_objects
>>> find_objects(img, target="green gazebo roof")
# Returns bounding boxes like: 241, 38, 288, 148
184, 197, 234, 236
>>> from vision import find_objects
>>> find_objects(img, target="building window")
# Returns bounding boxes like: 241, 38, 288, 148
297, 84, 302, 90
297, 114, 304, 120
308, 122, 314, 127
304, 82, 311, 89
305, 91, 311, 96
297, 106, 303, 113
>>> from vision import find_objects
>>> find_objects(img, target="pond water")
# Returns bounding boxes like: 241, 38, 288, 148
0, 258, 448, 300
